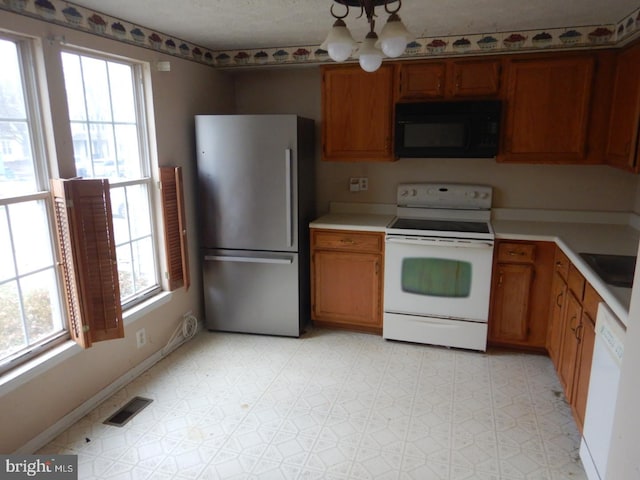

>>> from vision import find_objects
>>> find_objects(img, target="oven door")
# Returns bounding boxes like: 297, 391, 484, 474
384, 235, 494, 322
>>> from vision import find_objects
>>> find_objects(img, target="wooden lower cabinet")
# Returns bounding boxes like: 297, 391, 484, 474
310, 229, 384, 333
572, 311, 596, 431
546, 271, 567, 369
546, 247, 600, 433
489, 263, 533, 342
488, 240, 555, 349
557, 290, 583, 400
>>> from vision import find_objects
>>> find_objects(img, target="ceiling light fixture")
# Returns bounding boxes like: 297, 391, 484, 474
321, 0, 413, 73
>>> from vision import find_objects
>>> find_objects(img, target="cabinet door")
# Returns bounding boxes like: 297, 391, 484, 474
489, 263, 533, 342
449, 59, 501, 97
312, 250, 382, 329
606, 42, 640, 171
322, 65, 395, 161
397, 62, 446, 99
558, 291, 582, 400
500, 55, 595, 163
547, 271, 567, 368
572, 311, 596, 432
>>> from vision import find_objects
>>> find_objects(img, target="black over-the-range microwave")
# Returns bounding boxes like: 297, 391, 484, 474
394, 100, 502, 158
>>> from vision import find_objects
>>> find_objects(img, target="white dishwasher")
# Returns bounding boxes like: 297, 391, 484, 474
580, 302, 626, 480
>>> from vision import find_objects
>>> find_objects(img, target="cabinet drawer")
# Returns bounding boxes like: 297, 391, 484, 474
554, 248, 570, 280
497, 242, 536, 263
582, 283, 602, 321
568, 264, 586, 300
312, 230, 383, 253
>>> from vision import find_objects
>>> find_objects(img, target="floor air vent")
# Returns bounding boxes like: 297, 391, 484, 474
103, 396, 153, 427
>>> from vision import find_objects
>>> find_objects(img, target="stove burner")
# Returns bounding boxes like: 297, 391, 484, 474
389, 218, 490, 234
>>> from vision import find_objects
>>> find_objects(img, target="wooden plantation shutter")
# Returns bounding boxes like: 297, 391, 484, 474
51, 178, 124, 348
159, 166, 190, 291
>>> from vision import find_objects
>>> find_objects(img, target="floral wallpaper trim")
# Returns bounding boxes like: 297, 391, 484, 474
1, 0, 639, 69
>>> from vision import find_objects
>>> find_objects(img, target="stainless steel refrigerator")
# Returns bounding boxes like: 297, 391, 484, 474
195, 115, 315, 337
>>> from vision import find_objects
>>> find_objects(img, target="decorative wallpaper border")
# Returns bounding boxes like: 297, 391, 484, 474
1, 0, 639, 69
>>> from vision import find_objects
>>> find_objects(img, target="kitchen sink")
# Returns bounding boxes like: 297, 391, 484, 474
579, 253, 637, 288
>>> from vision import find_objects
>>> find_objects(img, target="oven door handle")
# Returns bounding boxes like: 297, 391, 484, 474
386, 236, 494, 249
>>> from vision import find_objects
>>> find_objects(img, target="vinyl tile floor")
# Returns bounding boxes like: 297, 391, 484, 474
40, 329, 587, 479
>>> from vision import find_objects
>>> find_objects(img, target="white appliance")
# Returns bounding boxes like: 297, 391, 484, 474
580, 302, 626, 480
383, 183, 494, 351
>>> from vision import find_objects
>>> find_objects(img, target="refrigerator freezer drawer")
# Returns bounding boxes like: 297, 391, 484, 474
203, 249, 301, 337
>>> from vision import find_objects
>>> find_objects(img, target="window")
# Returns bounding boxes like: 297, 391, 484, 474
61, 51, 161, 308
0, 36, 66, 372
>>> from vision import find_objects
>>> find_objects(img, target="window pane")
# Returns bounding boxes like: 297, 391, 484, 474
0, 281, 25, 360
116, 244, 134, 299
0, 39, 37, 197
22, 269, 63, 344
111, 186, 129, 244
81, 56, 112, 122
0, 206, 16, 282
401, 258, 472, 297
132, 237, 156, 293
9, 200, 54, 275
128, 184, 151, 238
108, 62, 136, 123
70, 122, 92, 176
0, 40, 26, 117
0, 121, 37, 196
114, 124, 141, 178
60, 52, 86, 122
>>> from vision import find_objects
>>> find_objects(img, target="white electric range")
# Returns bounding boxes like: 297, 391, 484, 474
383, 183, 495, 351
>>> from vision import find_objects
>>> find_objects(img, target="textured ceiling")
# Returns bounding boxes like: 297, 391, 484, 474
67, 0, 640, 51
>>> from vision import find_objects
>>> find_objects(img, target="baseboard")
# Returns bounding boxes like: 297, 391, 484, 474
15, 333, 195, 454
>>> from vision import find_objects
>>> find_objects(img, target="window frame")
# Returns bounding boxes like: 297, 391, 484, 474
60, 47, 163, 310
0, 33, 68, 375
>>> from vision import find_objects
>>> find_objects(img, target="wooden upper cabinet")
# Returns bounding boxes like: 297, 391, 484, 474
397, 62, 446, 99
397, 58, 501, 100
606, 41, 640, 171
322, 64, 395, 162
449, 59, 501, 97
499, 54, 596, 163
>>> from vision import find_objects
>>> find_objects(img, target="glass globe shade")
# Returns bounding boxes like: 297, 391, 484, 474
379, 13, 413, 58
358, 33, 383, 73
321, 19, 356, 62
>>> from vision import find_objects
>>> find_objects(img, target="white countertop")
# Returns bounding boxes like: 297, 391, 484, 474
310, 204, 639, 325
309, 213, 394, 232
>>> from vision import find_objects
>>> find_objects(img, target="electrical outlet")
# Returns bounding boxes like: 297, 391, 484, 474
136, 328, 147, 348
349, 177, 368, 192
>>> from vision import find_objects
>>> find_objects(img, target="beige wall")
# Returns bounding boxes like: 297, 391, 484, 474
233, 66, 640, 215
0, 11, 234, 453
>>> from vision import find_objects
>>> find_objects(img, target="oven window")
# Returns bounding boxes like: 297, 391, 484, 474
401, 258, 471, 297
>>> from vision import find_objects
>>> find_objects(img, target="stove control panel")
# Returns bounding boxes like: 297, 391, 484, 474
397, 183, 492, 210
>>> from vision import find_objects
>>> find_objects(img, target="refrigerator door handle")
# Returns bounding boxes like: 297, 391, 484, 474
204, 255, 294, 265
285, 148, 293, 247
